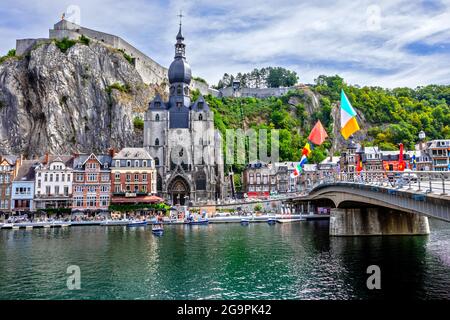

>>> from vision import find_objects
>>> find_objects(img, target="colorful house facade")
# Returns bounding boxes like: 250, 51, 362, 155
72, 153, 112, 212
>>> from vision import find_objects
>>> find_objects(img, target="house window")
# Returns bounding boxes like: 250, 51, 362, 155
142, 174, 147, 182
54, 186, 60, 195
115, 173, 120, 181
135, 160, 139, 167
46, 186, 51, 195
116, 160, 120, 168
87, 173, 97, 182
134, 174, 139, 181
126, 174, 131, 182
127, 160, 131, 167
143, 160, 147, 167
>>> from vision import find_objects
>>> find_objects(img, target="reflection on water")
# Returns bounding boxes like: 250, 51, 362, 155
0, 219, 449, 300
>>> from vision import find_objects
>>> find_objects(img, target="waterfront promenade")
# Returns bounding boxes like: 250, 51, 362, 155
0, 213, 329, 230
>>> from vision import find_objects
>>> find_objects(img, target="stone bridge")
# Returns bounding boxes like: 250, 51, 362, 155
286, 171, 450, 236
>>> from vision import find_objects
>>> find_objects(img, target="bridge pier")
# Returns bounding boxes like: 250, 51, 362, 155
329, 207, 430, 236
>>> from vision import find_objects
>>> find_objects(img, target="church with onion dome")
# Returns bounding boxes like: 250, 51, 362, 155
144, 23, 226, 206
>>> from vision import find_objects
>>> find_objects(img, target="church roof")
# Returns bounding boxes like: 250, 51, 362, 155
149, 94, 167, 109
191, 95, 210, 112
168, 58, 192, 85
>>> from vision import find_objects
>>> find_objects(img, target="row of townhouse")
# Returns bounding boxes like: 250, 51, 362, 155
0, 148, 157, 214
340, 139, 450, 180
242, 158, 340, 198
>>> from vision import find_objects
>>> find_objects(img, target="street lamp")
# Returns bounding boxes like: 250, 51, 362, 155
418, 131, 426, 171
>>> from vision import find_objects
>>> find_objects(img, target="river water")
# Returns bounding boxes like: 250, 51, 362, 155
0, 219, 449, 300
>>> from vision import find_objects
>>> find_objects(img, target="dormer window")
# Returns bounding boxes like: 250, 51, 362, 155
155, 102, 161, 108
198, 102, 204, 109
116, 160, 120, 168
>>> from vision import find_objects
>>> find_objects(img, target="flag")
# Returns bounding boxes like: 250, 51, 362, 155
308, 120, 328, 146
61, 13, 66, 20
340, 90, 360, 140
299, 155, 308, 166
302, 142, 312, 157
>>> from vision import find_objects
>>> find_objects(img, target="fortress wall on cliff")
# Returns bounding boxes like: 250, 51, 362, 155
16, 20, 214, 96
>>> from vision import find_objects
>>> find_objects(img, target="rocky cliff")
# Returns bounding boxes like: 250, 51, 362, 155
0, 41, 164, 157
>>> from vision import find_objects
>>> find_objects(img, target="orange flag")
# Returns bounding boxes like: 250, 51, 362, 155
308, 120, 328, 146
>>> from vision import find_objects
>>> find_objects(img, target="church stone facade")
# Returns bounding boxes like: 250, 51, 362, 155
144, 25, 225, 205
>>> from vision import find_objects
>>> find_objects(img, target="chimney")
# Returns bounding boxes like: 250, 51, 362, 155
45, 152, 49, 164
109, 148, 116, 158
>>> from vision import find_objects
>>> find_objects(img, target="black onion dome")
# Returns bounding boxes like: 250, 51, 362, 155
168, 58, 192, 84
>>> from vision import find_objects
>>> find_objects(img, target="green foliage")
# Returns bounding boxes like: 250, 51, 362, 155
109, 203, 170, 213
79, 35, 90, 46
266, 67, 299, 88
215, 67, 298, 89
54, 37, 78, 53
106, 82, 130, 94
192, 76, 208, 84
133, 116, 144, 130
254, 204, 263, 212
118, 49, 134, 65
312, 75, 450, 149
0, 49, 17, 64
190, 88, 201, 102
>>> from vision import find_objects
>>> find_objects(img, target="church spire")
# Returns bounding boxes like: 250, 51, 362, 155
175, 11, 185, 58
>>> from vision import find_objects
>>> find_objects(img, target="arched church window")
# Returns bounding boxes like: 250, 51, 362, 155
155, 158, 160, 166
177, 85, 182, 95
155, 114, 160, 121
155, 138, 160, 146
198, 114, 203, 121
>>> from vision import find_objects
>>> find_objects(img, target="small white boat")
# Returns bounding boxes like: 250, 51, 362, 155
25, 225, 33, 230
2, 223, 14, 229
240, 218, 250, 225
12, 225, 20, 230
43, 225, 51, 228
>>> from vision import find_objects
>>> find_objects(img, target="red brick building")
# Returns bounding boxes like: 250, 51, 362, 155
110, 148, 158, 206
72, 153, 112, 212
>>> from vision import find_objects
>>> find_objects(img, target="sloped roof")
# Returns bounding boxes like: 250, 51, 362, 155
14, 160, 39, 182
113, 148, 153, 160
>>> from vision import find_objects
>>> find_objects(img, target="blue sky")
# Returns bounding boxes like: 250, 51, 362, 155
1, 0, 450, 88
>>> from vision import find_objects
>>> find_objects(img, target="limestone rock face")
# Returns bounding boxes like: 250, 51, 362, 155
0, 41, 161, 157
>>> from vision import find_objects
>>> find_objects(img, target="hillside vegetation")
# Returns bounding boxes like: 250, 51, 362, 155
200, 75, 450, 173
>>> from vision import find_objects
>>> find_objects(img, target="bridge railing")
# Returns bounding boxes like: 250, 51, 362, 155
307, 170, 450, 196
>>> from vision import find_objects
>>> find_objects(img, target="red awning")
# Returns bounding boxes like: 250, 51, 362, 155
111, 195, 164, 204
